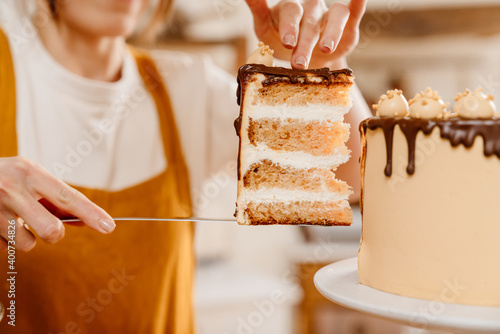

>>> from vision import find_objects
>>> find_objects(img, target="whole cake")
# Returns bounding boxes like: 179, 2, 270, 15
358, 88, 500, 306
235, 43, 354, 225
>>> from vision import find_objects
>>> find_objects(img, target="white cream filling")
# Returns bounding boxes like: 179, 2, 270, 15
244, 188, 349, 203
245, 104, 350, 122
241, 143, 350, 172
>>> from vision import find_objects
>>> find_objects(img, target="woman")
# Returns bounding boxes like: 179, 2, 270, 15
0, 0, 369, 332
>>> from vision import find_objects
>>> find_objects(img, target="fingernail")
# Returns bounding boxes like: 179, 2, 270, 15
295, 56, 307, 68
100, 219, 116, 233
284, 34, 296, 47
323, 39, 334, 52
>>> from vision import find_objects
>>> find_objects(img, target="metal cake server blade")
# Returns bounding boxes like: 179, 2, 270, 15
61, 218, 340, 226
61, 217, 237, 223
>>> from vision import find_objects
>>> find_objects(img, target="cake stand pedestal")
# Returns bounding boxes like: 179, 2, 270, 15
314, 257, 500, 334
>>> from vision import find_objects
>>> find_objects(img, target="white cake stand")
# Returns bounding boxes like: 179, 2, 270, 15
314, 257, 500, 334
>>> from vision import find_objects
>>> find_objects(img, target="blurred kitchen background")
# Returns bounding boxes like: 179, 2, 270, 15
130, 0, 500, 333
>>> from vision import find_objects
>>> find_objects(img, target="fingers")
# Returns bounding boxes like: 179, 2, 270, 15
38, 198, 74, 219
13, 218, 37, 251
348, 0, 367, 28
246, 0, 272, 25
319, 2, 350, 54
276, 0, 303, 48
38, 199, 84, 227
0, 237, 6, 251
291, 0, 325, 69
7, 195, 65, 245
247, 0, 367, 68
0, 214, 36, 252
23, 160, 115, 234
0, 156, 116, 252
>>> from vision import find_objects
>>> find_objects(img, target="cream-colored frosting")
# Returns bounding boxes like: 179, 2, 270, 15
246, 104, 349, 122
408, 88, 449, 119
373, 89, 409, 117
246, 41, 274, 66
245, 188, 349, 203
358, 125, 500, 306
453, 88, 496, 119
242, 144, 349, 172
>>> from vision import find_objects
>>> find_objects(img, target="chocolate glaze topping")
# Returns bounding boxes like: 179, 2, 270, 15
361, 117, 500, 176
235, 63, 354, 180
237, 64, 353, 102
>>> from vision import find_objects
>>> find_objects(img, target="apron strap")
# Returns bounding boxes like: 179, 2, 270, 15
129, 47, 193, 216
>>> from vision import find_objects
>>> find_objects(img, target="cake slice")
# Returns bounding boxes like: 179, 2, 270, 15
234, 44, 354, 225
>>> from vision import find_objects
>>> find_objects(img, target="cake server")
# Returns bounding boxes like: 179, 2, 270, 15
61, 217, 237, 223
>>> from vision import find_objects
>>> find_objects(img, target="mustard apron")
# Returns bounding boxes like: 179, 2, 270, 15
0, 29, 195, 334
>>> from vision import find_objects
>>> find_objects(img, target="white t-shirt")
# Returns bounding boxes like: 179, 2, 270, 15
2, 27, 239, 213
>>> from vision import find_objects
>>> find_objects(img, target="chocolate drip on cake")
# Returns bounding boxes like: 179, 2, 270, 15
361, 118, 398, 176
361, 117, 500, 176
397, 119, 435, 175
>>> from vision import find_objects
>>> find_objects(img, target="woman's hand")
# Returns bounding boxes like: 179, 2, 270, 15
246, 0, 367, 70
0, 157, 115, 252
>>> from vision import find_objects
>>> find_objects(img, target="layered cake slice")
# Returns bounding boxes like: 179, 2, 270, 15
235, 43, 354, 225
